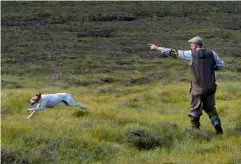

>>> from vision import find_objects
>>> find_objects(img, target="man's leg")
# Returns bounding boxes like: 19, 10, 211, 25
202, 94, 223, 134
188, 94, 202, 129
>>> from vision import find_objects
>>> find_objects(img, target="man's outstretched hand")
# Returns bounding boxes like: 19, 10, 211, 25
148, 44, 158, 50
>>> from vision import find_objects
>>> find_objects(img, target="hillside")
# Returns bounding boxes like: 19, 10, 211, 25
1, 2, 241, 164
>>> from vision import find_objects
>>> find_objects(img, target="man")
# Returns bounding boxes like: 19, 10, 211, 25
148, 36, 224, 134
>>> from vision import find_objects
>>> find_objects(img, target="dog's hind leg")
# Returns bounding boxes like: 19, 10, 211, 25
64, 96, 86, 109
74, 103, 86, 109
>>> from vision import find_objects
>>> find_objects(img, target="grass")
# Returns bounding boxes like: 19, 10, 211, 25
2, 82, 241, 163
1, 1, 241, 164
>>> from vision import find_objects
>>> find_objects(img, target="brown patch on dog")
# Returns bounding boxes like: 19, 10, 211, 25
34, 93, 41, 103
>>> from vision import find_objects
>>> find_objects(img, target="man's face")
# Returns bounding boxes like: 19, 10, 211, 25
190, 43, 198, 51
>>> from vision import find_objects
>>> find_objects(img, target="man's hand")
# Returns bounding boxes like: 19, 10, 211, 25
148, 44, 158, 50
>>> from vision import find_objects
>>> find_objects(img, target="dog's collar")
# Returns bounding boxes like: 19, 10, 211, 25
35, 98, 40, 103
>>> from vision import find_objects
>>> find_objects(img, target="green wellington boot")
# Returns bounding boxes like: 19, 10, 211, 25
211, 115, 223, 135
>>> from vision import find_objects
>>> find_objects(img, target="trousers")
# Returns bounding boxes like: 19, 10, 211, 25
188, 92, 218, 118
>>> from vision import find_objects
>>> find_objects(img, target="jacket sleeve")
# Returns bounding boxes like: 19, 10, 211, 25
157, 47, 192, 61
212, 51, 224, 70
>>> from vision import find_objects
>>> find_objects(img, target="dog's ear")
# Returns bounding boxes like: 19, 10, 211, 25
36, 93, 41, 98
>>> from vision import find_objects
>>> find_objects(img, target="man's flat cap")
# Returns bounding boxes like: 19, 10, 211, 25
188, 36, 203, 45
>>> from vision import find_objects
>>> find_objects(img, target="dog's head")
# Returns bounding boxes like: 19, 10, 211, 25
28, 93, 41, 106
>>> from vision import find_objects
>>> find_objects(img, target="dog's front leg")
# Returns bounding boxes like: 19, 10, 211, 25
27, 104, 44, 112
26, 106, 45, 119
27, 108, 38, 112
26, 110, 37, 119
28, 107, 45, 111
27, 108, 34, 112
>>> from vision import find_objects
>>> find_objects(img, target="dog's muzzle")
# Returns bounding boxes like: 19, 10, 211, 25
27, 100, 35, 106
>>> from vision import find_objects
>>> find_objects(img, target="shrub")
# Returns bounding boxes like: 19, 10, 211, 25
185, 128, 212, 141
125, 128, 162, 150
124, 122, 180, 150
1, 79, 22, 88
1, 147, 30, 164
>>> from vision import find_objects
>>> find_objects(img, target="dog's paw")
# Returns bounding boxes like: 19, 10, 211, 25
27, 109, 33, 112
82, 106, 87, 110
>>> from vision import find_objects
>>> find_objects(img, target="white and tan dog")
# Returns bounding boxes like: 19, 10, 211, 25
27, 93, 86, 118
